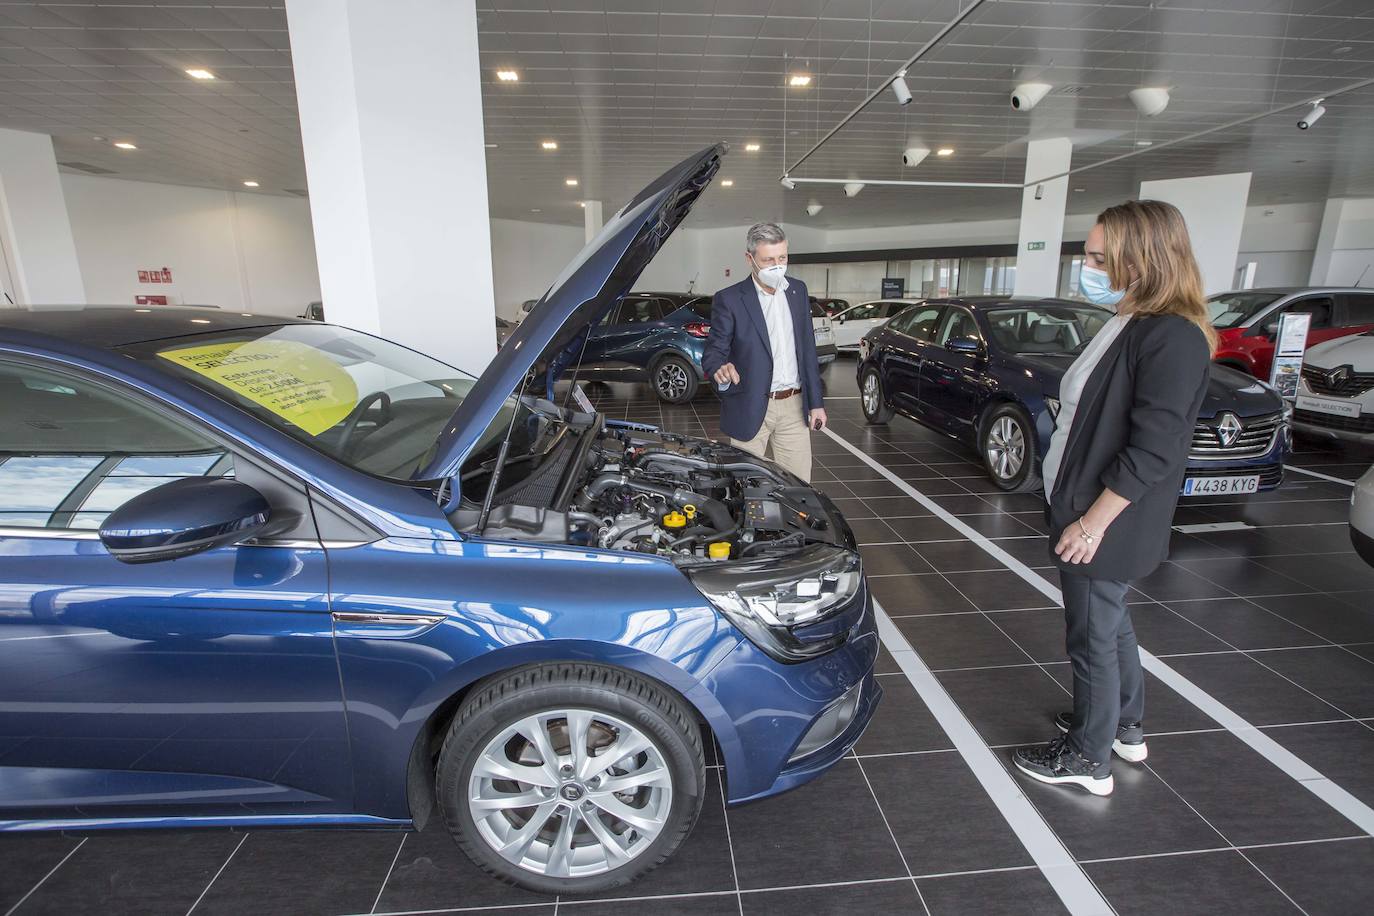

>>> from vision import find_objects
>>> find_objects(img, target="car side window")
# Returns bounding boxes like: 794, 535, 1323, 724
0, 360, 232, 531
617, 297, 665, 324
890, 305, 944, 341
1340, 293, 1374, 325
845, 303, 882, 321
936, 308, 981, 346
1273, 296, 1334, 331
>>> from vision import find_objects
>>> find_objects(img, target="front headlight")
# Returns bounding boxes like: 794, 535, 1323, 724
688, 546, 863, 663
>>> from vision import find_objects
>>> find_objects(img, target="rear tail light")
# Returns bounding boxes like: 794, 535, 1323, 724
684, 320, 711, 338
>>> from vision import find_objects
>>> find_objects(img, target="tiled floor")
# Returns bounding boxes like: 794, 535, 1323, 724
5, 360, 1374, 915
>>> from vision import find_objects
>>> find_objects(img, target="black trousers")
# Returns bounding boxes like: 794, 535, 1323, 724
1061, 571, 1143, 767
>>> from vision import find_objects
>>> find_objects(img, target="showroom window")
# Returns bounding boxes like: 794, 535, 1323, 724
0, 360, 231, 530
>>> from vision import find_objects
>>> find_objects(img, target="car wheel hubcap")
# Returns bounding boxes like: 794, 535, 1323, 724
863, 373, 881, 415
469, 710, 673, 879
986, 416, 1025, 479
657, 363, 688, 399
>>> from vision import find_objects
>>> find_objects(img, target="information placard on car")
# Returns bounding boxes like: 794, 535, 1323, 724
1182, 475, 1260, 496
1296, 394, 1362, 418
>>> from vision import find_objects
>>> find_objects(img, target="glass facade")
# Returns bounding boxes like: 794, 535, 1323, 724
792, 251, 1087, 305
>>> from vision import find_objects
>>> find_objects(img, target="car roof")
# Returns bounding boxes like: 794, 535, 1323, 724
1213, 287, 1371, 295
0, 304, 309, 349
921, 296, 1089, 310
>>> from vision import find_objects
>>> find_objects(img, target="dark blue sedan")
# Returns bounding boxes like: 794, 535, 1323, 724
857, 296, 1290, 495
0, 146, 879, 895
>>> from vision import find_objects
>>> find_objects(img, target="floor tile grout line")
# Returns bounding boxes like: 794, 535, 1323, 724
186, 831, 248, 916
851, 754, 933, 916
1284, 465, 1356, 486
1232, 846, 1313, 915
823, 424, 1374, 842
713, 763, 744, 916
1075, 834, 1372, 866
4, 836, 86, 916
370, 832, 408, 915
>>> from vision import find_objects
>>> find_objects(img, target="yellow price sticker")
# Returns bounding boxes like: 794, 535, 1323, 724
158, 339, 359, 436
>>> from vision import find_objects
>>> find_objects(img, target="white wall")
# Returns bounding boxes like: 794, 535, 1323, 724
1314, 198, 1374, 287
1139, 172, 1253, 296
61, 173, 320, 316
0, 127, 86, 304
489, 217, 585, 318
1235, 201, 1322, 287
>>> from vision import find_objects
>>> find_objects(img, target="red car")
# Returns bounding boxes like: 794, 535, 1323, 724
1209, 287, 1374, 379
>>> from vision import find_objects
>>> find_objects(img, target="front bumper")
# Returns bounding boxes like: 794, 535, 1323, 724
816, 342, 838, 364
1290, 378, 1374, 445
1181, 415, 1291, 493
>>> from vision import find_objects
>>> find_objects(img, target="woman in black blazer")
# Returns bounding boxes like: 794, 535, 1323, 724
1013, 200, 1215, 797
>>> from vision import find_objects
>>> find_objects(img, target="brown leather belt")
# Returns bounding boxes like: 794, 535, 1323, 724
767, 387, 800, 400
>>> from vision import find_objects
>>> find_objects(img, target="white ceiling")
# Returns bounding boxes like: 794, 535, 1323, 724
1, 0, 1372, 231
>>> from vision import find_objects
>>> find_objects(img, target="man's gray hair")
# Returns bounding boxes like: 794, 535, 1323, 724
746, 221, 787, 254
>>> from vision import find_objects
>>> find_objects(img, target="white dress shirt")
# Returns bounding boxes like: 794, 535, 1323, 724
753, 277, 800, 391
1041, 314, 1130, 499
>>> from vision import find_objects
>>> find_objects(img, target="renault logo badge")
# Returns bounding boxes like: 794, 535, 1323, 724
1217, 412, 1243, 448
1326, 365, 1350, 387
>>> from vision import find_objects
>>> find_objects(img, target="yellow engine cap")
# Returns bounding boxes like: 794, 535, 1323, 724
707, 542, 731, 560
662, 511, 687, 529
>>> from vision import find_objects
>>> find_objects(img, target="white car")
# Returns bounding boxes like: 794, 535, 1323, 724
1355, 464, 1374, 568
831, 299, 923, 351
1292, 331, 1374, 446
811, 300, 837, 365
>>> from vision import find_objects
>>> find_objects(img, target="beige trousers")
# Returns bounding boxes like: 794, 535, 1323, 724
731, 397, 813, 482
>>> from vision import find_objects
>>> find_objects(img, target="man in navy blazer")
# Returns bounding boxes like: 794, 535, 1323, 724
701, 222, 826, 481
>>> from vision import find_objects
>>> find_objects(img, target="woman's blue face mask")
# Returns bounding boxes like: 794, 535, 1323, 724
1080, 264, 1125, 308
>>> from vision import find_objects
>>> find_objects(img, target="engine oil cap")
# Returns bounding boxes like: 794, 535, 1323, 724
662, 511, 687, 529
708, 541, 731, 560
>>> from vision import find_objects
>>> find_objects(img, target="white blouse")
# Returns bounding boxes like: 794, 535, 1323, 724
1041, 314, 1131, 499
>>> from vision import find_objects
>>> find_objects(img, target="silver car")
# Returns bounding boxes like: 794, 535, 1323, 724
1355, 464, 1374, 568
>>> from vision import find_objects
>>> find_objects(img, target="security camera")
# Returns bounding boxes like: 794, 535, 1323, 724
780, 175, 796, 190
1298, 100, 1325, 129
902, 146, 930, 167
1128, 87, 1170, 117
1010, 82, 1052, 111
806, 201, 823, 216
891, 73, 912, 106
843, 182, 864, 198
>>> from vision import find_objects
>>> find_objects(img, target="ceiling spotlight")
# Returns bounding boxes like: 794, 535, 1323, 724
1073, 187, 1085, 192
496, 70, 519, 82
789, 74, 812, 87
1128, 87, 1170, 117
578, 201, 586, 208
485, 142, 499, 148
891, 72, 912, 106
1298, 99, 1325, 130
744, 142, 761, 152
936, 148, 955, 156
242, 180, 259, 187
1333, 46, 1352, 55
806, 201, 823, 216
541, 140, 558, 150
113, 141, 137, 149
780, 176, 796, 190
1135, 140, 1153, 147
721, 179, 735, 187
1034, 184, 1044, 201
185, 68, 215, 80
902, 147, 930, 167
843, 182, 864, 197
530, 208, 542, 213
565, 178, 579, 186
1010, 82, 1052, 111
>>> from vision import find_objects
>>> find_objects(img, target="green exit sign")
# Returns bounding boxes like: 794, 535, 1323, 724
1026, 241, 1046, 251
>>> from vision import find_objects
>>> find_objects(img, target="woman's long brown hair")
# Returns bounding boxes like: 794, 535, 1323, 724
1097, 199, 1218, 354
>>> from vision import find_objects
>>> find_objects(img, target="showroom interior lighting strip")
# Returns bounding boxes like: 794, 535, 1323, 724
782, 0, 988, 178
822, 426, 1374, 842
783, 177, 1021, 191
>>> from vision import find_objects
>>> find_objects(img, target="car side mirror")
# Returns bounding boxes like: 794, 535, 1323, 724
99, 477, 271, 564
945, 336, 984, 356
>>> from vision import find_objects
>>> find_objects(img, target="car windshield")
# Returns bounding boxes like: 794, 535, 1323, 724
1208, 292, 1283, 328
984, 305, 1112, 354
123, 323, 542, 482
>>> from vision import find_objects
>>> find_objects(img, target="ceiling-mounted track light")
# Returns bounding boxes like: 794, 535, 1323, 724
1010, 82, 1052, 111
806, 201, 823, 216
891, 72, 912, 106
843, 182, 864, 197
1298, 99, 1326, 130
1128, 87, 1170, 117
780, 176, 796, 190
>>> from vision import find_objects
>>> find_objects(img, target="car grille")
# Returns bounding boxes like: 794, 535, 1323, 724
1301, 364, 1374, 397
1189, 411, 1283, 460
1293, 409, 1374, 434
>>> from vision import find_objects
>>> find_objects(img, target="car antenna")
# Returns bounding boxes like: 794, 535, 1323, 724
1354, 264, 1371, 288
475, 369, 532, 535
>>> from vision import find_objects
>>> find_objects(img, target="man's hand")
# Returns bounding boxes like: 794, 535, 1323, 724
713, 362, 741, 386
808, 408, 828, 431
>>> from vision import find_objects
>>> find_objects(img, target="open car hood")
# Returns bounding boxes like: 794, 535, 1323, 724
415, 143, 724, 483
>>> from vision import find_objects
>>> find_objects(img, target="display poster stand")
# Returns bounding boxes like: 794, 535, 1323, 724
1267, 311, 1310, 399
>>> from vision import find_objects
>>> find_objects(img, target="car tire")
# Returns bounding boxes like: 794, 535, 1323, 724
437, 663, 706, 895
980, 403, 1041, 492
860, 367, 895, 424
652, 355, 698, 404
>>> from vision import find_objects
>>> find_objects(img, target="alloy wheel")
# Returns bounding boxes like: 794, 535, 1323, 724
656, 362, 689, 400
986, 415, 1025, 480
862, 372, 880, 416
468, 709, 673, 879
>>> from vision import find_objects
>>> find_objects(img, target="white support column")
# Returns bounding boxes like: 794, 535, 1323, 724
582, 200, 603, 243
1013, 137, 1072, 298
285, 0, 496, 370
1139, 172, 1252, 295
0, 128, 86, 305
1309, 197, 1374, 286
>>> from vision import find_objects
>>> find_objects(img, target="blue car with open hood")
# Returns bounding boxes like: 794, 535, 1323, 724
0, 145, 879, 894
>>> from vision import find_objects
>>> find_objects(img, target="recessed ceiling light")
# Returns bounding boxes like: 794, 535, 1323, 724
113, 141, 137, 150
1073, 187, 1085, 192
565, 178, 579, 186
485, 142, 498, 148
496, 70, 519, 82
936, 148, 954, 156
721, 179, 734, 187
541, 140, 558, 150
789, 74, 812, 87
1333, 46, 1352, 55
578, 201, 586, 208
185, 68, 215, 80
190, 319, 211, 324
1135, 140, 1153, 146
242, 180, 259, 187
744, 142, 761, 152
530, 208, 542, 213
134, 308, 151, 313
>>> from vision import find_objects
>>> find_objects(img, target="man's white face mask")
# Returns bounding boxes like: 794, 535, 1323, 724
752, 259, 787, 288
